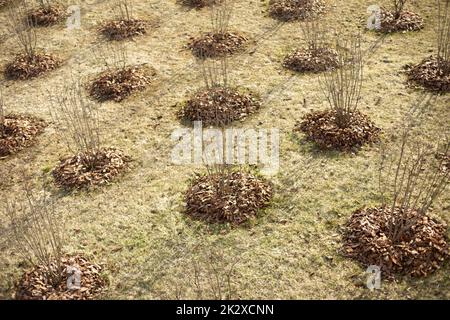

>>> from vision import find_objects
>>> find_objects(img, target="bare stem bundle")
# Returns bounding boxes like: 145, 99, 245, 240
203, 133, 233, 179
49, 74, 101, 158
437, 0, 450, 73
114, 0, 133, 20
379, 95, 449, 243
210, 0, 233, 35
300, 19, 329, 51
195, 51, 234, 179
197, 52, 234, 177
319, 34, 364, 128
199, 54, 229, 89
393, 0, 407, 19
6, 0, 37, 58
95, 41, 128, 72
5, 183, 65, 286
191, 244, 239, 299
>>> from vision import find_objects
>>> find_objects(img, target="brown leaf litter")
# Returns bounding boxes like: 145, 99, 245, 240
283, 47, 339, 73
0, 114, 46, 158
89, 66, 155, 102
379, 8, 424, 33
188, 32, 248, 58
178, 0, 216, 8
269, 0, 325, 22
177, 86, 261, 126
294, 109, 380, 151
185, 170, 273, 225
405, 56, 450, 93
28, 4, 67, 27
52, 147, 132, 189
100, 19, 149, 41
342, 207, 449, 278
5, 53, 61, 80
16, 254, 106, 300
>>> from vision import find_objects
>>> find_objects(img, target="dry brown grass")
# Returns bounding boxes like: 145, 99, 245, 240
0, 0, 448, 299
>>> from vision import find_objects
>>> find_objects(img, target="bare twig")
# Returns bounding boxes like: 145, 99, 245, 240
95, 41, 128, 72
5, 182, 65, 286
198, 53, 229, 90
319, 33, 364, 128
393, 0, 407, 19
300, 19, 329, 51
6, 0, 37, 58
114, 0, 133, 20
48, 74, 101, 160
191, 244, 239, 299
437, 0, 450, 73
378, 95, 449, 242
211, 0, 233, 35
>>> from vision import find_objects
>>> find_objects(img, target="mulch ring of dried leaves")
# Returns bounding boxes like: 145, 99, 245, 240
0, 114, 46, 158
269, 0, 325, 22
294, 109, 380, 151
179, 0, 215, 8
28, 5, 67, 27
342, 207, 449, 278
283, 47, 339, 73
185, 171, 273, 225
178, 86, 261, 126
405, 56, 450, 93
16, 254, 106, 300
89, 66, 155, 102
379, 8, 424, 33
52, 147, 132, 189
5, 53, 61, 80
188, 32, 248, 58
100, 19, 148, 40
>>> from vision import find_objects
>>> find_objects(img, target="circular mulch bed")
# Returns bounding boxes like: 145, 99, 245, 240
294, 109, 380, 151
188, 32, 248, 58
28, 5, 67, 27
283, 47, 339, 73
185, 170, 273, 225
342, 207, 449, 278
177, 86, 261, 126
0, 114, 46, 158
52, 147, 132, 189
16, 254, 106, 300
269, 0, 325, 22
89, 66, 155, 102
179, 0, 216, 8
405, 56, 450, 93
100, 19, 148, 41
379, 9, 424, 33
5, 53, 61, 80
